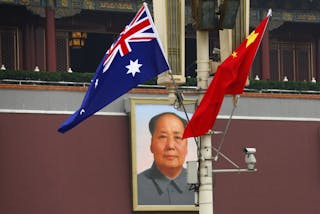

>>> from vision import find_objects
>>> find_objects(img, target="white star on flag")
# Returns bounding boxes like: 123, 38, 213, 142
80, 109, 85, 115
126, 59, 142, 77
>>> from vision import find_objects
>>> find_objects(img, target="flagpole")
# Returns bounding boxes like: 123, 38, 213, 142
196, 30, 213, 214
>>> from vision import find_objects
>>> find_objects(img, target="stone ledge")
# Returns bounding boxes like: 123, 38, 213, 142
1, 83, 319, 100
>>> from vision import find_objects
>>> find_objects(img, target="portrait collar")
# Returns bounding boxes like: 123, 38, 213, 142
150, 162, 186, 194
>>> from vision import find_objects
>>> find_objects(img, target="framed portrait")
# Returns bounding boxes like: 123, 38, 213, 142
129, 97, 199, 211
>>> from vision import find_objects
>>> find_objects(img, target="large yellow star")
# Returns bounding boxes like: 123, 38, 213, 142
246, 30, 259, 48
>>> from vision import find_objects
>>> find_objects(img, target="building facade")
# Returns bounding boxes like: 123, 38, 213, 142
0, 84, 319, 214
0, 0, 320, 81
0, 1, 320, 214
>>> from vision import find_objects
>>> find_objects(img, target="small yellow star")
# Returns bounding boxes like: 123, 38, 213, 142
231, 51, 237, 58
246, 30, 259, 48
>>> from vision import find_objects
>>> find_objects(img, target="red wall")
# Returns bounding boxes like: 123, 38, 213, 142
0, 113, 319, 214
213, 119, 320, 214
0, 113, 133, 214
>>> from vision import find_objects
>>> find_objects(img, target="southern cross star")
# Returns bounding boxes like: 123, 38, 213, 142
126, 59, 142, 77
95, 79, 99, 88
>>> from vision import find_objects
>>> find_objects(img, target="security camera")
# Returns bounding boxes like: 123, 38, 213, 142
243, 148, 256, 154
244, 148, 257, 170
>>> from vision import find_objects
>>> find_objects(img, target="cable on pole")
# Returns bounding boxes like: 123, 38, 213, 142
213, 95, 239, 162
167, 71, 240, 168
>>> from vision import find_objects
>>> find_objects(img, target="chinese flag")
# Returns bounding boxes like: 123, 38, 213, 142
183, 12, 271, 139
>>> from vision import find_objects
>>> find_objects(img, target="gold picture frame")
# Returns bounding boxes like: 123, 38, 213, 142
129, 97, 199, 211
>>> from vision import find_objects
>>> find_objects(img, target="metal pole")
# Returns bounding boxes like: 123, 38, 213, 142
213, 168, 257, 173
199, 134, 213, 214
196, 30, 213, 214
196, 31, 210, 98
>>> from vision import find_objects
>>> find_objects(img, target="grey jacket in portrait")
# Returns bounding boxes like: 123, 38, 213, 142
137, 162, 194, 205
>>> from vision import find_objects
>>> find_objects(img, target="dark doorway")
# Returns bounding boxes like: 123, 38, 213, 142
69, 33, 115, 73
185, 37, 197, 77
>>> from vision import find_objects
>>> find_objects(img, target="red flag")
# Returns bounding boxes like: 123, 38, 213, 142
183, 13, 271, 139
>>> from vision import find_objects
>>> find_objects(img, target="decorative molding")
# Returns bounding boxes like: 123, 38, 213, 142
3, 0, 320, 26
250, 8, 320, 30
0, 0, 152, 18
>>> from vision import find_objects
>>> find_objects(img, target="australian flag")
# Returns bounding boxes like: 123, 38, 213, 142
58, 3, 170, 133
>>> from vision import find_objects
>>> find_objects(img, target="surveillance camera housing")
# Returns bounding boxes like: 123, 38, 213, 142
243, 147, 256, 154
244, 148, 257, 170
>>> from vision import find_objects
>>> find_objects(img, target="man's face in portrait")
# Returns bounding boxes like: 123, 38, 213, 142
150, 114, 188, 177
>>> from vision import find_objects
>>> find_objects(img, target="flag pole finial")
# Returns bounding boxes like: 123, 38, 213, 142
267, 8, 272, 17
